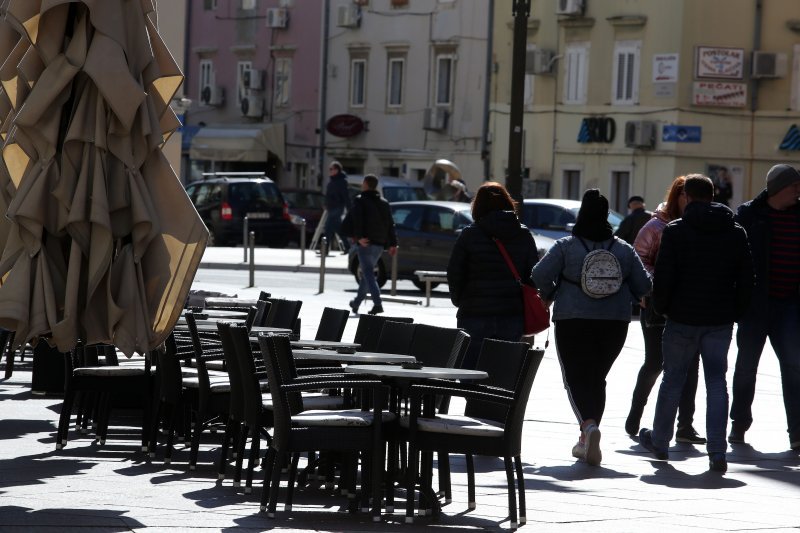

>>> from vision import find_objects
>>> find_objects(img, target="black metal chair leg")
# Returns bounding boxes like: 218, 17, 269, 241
515, 455, 527, 526
504, 455, 518, 530
466, 453, 476, 509
245, 431, 261, 494
233, 425, 249, 487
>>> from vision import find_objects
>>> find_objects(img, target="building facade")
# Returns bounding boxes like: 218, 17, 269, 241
491, 0, 800, 212
155, 0, 188, 178
322, 0, 492, 195
183, 0, 323, 188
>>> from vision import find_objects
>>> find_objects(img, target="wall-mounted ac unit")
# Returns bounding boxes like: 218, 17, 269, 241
751, 51, 788, 78
337, 4, 360, 28
526, 49, 555, 75
241, 95, 264, 117
556, 0, 584, 16
243, 69, 264, 90
266, 7, 289, 28
625, 121, 657, 149
200, 85, 224, 106
423, 107, 449, 131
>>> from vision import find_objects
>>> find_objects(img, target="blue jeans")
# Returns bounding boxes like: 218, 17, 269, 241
324, 206, 344, 249
457, 315, 524, 370
353, 244, 384, 309
731, 298, 800, 441
652, 320, 733, 454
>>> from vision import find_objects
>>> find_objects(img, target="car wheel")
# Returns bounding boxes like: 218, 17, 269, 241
412, 280, 439, 291
352, 257, 387, 288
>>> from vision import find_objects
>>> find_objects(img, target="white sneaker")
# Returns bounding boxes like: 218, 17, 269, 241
584, 424, 602, 466
571, 440, 585, 459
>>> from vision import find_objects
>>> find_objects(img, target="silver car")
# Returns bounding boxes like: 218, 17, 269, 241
521, 198, 624, 240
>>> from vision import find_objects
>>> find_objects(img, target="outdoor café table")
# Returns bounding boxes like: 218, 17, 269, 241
290, 339, 361, 351
175, 318, 292, 336
293, 349, 416, 364
344, 364, 488, 515
183, 308, 249, 319
203, 297, 259, 308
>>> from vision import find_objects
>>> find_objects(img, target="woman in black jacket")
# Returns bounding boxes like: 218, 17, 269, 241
447, 182, 539, 369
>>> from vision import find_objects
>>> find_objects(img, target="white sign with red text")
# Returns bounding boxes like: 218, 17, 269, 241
695, 46, 744, 79
692, 81, 747, 107
653, 54, 679, 83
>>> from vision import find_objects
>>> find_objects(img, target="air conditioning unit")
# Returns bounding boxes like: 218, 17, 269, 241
241, 94, 264, 117
200, 85, 224, 106
625, 121, 657, 149
337, 4, 360, 28
526, 49, 555, 75
751, 51, 788, 78
556, 0, 584, 16
423, 107, 449, 131
266, 7, 289, 28
243, 69, 264, 90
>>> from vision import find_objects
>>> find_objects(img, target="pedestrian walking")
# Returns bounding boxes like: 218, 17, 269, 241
323, 161, 352, 254
729, 164, 800, 450
614, 195, 652, 245
639, 174, 753, 473
625, 176, 706, 446
348, 174, 397, 316
447, 182, 539, 370
532, 189, 651, 466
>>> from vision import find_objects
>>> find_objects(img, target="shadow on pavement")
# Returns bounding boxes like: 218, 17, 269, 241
0, 505, 143, 531
639, 461, 747, 488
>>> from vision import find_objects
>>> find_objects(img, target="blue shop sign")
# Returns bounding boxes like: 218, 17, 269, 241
662, 125, 702, 143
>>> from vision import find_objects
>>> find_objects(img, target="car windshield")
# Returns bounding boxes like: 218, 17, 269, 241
228, 182, 283, 208
383, 186, 429, 203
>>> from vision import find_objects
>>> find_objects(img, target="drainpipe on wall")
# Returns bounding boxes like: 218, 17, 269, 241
317, 0, 330, 189
481, 0, 494, 181
748, 0, 763, 199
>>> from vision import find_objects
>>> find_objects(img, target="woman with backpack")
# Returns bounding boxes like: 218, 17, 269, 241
532, 189, 651, 466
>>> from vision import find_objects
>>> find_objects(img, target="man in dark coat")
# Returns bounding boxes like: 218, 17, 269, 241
729, 164, 800, 450
639, 174, 753, 474
614, 195, 651, 245
348, 175, 397, 315
323, 161, 352, 253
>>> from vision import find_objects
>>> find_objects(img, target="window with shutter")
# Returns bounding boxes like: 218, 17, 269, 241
387, 57, 405, 107
563, 43, 589, 105
611, 41, 641, 105
237, 61, 252, 103
275, 58, 291, 107
350, 59, 367, 107
199, 60, 214, 96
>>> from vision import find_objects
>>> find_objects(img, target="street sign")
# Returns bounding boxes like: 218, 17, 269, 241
662, 125, 702, 143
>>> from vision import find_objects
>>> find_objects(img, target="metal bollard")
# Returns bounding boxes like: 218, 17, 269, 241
248, 231, 255, 287
391, 247, 398, 296
299, 219, 306, 265
319, 236, 327, 294
243, 216, 249, 262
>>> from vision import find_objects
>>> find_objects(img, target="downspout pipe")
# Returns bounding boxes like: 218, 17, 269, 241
481, 0, 494, 181
747, 0, 763, 199
317, 0, 330, 189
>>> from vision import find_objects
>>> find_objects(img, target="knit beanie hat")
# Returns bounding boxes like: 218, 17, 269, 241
766, 164, 800, 196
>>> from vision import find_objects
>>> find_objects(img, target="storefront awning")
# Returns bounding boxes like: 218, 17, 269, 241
189, 123, 285, 163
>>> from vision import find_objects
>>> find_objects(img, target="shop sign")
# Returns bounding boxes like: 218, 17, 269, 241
653, 53, 679, 82
695, 46, 744, 79
577, 117, 616, 144
692, 81, 747, 107
326, 114, 365, 137
662, 125, 702, 143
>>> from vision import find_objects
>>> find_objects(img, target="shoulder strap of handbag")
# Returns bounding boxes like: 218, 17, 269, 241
493, 237, 522, 284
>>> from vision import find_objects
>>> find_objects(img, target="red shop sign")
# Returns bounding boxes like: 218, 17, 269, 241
326, 114, 364, 137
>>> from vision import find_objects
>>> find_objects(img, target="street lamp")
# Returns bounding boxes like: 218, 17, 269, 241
506, 0, 531, 203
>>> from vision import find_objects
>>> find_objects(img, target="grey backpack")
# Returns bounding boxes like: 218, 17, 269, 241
571, 238, 623, 298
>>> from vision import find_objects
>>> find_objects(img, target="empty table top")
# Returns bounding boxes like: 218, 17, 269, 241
293, 349, 415, 364
290, 339, 361, 351
345, 365, 488, 380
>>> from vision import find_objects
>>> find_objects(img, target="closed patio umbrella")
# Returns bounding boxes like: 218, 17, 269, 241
0, 0, 208, 356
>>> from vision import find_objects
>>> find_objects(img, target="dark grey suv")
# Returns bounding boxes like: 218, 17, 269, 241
185, 173, 292, 247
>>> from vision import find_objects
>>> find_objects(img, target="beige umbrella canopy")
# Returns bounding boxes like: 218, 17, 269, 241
0, 0, 208, 356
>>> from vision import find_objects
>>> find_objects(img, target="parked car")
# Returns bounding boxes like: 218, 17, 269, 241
348, 200, 554, 290
346, 175, 429, 203
185, 173, 292, 247
521, 198, 625, 240
282, 188, 325, 244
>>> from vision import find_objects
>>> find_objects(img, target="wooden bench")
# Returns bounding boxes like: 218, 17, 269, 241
414, 270, 448, 307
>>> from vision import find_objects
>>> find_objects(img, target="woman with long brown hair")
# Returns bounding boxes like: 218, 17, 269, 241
447, 182, 539, 369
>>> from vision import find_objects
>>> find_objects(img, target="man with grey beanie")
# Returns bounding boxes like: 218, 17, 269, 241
729, 163, 800, 450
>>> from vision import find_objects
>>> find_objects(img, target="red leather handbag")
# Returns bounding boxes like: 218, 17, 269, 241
494, 238, 550, 335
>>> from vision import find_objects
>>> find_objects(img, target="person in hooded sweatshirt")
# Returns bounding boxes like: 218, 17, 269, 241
532, 189, 651, 466
447, 182, 539, 371
638, 174, 753, 474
